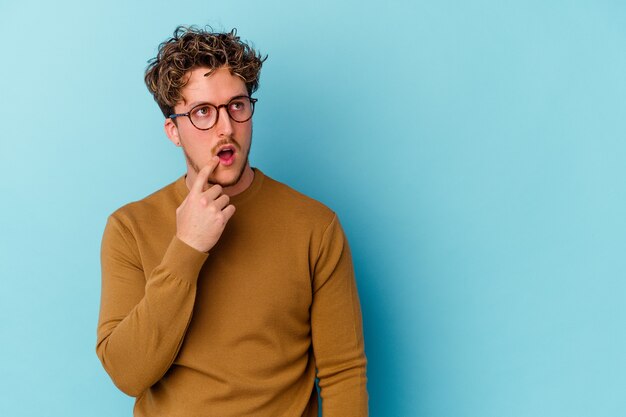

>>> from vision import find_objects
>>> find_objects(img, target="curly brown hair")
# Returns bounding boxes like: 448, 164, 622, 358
145, 25, 266, 118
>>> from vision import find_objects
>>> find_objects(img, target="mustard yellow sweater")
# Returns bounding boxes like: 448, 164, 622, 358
97, 169, 368, 416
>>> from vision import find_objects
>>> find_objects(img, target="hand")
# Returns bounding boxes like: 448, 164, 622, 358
175, 157, 236, 253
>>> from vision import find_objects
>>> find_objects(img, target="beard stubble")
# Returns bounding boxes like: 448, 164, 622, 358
182, 135, 252, 188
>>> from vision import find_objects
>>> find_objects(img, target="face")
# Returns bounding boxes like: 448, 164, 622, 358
165, 66, 254, 194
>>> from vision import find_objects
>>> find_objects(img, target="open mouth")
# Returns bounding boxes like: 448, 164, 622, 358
216, 146, 236, 165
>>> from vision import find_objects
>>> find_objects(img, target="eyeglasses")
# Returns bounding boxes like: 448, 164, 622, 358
169, 95, 258, 130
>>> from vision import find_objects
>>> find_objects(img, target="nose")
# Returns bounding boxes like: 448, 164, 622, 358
215, 106, 234, 136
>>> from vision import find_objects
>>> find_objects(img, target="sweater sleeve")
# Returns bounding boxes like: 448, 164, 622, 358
96, 215, 208, 397
311, 214, 368, 416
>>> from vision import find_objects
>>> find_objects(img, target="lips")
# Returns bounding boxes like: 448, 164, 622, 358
216, 145, 236, 166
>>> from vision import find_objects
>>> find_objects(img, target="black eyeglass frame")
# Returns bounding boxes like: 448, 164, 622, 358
169, 95, 258, 131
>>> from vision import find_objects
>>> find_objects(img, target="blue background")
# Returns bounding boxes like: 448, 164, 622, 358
1, 1, 625, 416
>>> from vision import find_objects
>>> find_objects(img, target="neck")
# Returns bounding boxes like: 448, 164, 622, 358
222, 164, 255, 197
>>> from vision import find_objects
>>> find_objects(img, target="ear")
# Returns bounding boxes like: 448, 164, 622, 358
164, 118, 182, 146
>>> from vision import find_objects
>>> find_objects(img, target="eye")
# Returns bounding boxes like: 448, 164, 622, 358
192, 105, 214, 118
229, 100, 246, 112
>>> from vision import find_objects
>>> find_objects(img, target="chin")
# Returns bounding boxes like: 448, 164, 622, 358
211, 166, 245, 187
213, 178, 239, 188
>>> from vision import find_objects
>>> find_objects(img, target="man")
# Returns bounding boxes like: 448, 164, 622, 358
96, 26, 367, 417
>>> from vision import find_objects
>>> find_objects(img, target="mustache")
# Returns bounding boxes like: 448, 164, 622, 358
211, 138, 241, 154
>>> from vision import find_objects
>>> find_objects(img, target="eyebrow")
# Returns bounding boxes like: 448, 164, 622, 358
185, 94, 249, 110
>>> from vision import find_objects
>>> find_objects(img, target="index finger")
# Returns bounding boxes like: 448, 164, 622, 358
191, 156, 219, 193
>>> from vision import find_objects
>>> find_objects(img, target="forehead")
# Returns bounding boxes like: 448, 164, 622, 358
179, 66, 247, 106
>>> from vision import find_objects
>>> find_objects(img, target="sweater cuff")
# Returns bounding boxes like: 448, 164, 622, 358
160, 236, 209, 284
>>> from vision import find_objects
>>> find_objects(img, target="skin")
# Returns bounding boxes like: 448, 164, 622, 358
175, 159, 236, 253
164, 66, 254, 252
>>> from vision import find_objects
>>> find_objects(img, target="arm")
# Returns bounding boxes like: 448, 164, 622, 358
96, 216, 207, 397
97, 159, 235, 397
311, 214, 368, 416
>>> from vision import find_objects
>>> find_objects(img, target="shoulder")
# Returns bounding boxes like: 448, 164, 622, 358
107, 177, 183, 229
257, 170, 337, 228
